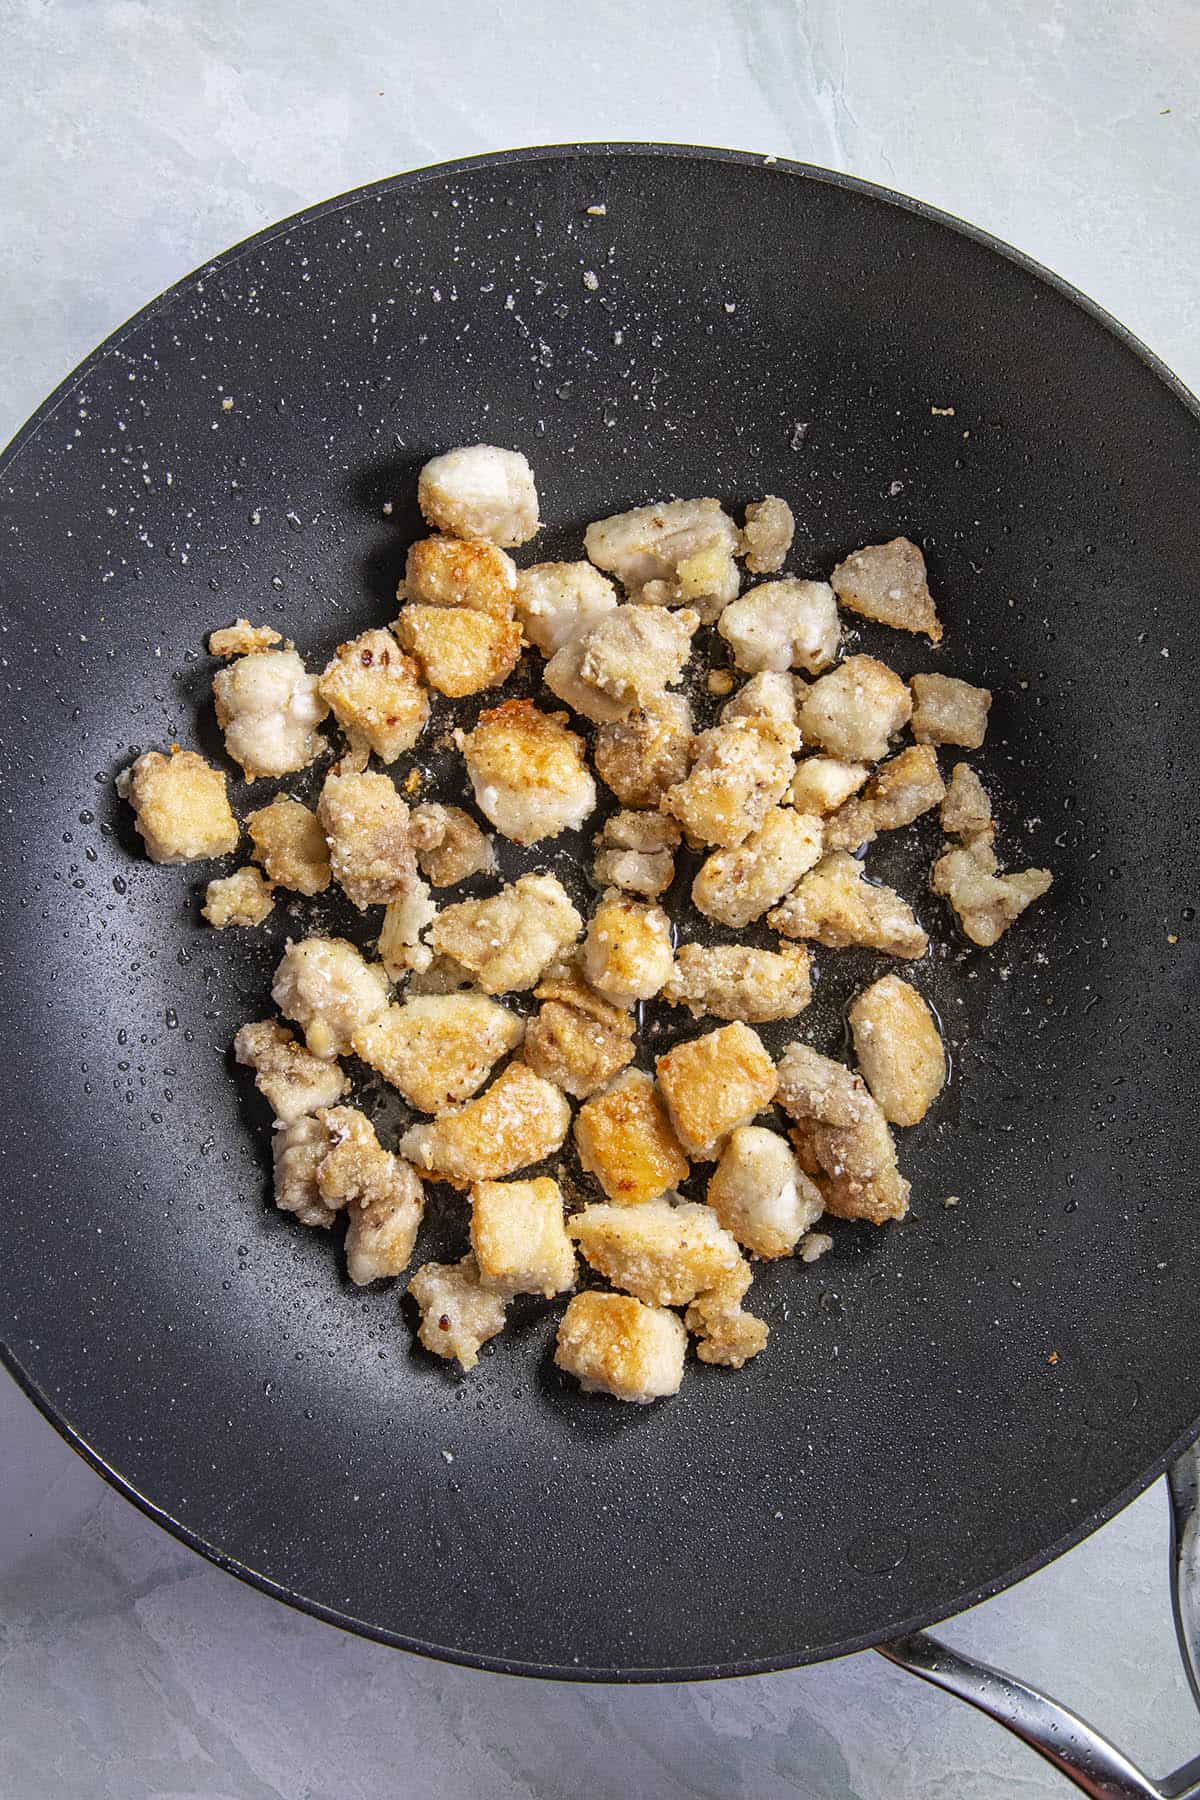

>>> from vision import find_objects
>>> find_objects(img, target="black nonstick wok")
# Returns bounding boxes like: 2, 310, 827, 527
3, 146, 1200, 1796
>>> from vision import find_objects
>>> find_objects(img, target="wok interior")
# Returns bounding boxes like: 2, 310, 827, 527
2, 149, 1198, 1676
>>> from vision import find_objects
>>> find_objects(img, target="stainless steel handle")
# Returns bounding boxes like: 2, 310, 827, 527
877, 1437, 1200, 1800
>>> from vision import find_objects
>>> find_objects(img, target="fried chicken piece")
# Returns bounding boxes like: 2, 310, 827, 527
691, 806, 824, 928
554, 1292, 686, 1403
416, 444, 540, 547
208, 619, 283, 656
940, 761, 994, 842
796, 655, 912, 763
272, 1114, 339, 1227
403, 535, 518, 618
202, 865, 275, 928
233, 1019, 349, 1122
316, 1106, 424, 1285
317, 628, 429, 764
544, 605, 698, 723
931, 841, 1052, 948
740, 495, 795, 575
398, 1061, 571, 1187
584, 497, 740, 619
272, 936, 390, 1058
352, 992, 523, 1113
582, 890, 674, 1005
317, 770, 417, 910
776, 1042, 910, 1225
569, 1197, 746, 1307
377, 880, 437, 978
720, 670, 802, 726
427, 872, 582, 994
246, 797, 331, 895
707, 1125, 823, 1258
212, 648, 327, 779
823, 744, 946, 852
461, 700, 596, 845
663, 942, 812, 1024
394, 604, 523, 698
594, 694, 693, 807
592, 810, 680, 898
848, 974, 946, 1126
655, 1022, 777, 1160
663, 715, 800, 849
831, 536, 943, 643
514, 560, 617, 655
117, 749, 239, 864
522, 961, 636, 1100
718, 579, 840, 676
790, 755, 870, 816
408, 1253, 508, 1371
409, 802, 496, 886
910, 673, 991, 749
684, 1285, 769, 1368
768, 851, 929, 958
573, 1069, 689, 1204
469, 1177, 576, 1298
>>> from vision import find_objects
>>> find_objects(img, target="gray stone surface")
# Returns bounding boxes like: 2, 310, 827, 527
2, 1, 1198, 1794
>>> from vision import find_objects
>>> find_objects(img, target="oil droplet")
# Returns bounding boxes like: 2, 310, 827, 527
164, 1008, 179, 1030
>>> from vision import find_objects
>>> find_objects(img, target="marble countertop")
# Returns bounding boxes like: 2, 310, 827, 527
3, 2, 1199, 1795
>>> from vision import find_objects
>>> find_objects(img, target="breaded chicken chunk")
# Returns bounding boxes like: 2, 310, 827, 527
352, 992, 523, 1114
202, 865, 275, 928
416, 444, 540, 547
740, 496, 795, 575
718, 578, 840, 676
398, 1061, 571, 1187
684, 1282, 770, 1368
118, 749, 239, 864
932, 840, 1052, 948
569, 1198, 746, 1306
910, 673, 991, 749
208, 619, 283, 657
584, 497, 740, 618
574, 1069, 690, 1205
409, 802, 496, 886
394, 604, 522, 698
544, 605, 698, 723
831, 537, 943, 643
317, 628, 429, 764
707, 1125, 824, 1258
246, 797, 330, 895
656, 1023, 777, 1160
663, 942, 812, 1024
403, 535, 518, 617
428, 872, 582, 994
796, 655, 912, 763
721, 670, 802, 727
272, 1114, 339, 1227
592, 809, 680, 898
663, 715, 800, 849
823, 744, 946, 853
461, 700, 596, 844
768, 851, 929, 958
583, 890, 675, 1005
790, 755, 870, 816
522, 961, 636, 1100
776, 1042, 910, 1225
554, 1291, 686, 1403
317, 770, 417, 910
848, 974, 946, 1126
212, 648, 327, 779
316, 1106, 425, 1285
408, 1253, 508, 1371
941, 762, 994, 843
272, 936, 390, 1058
691, 806, 824, 928
594, 694, 693, 807
515, 560, 617, 655
469, 1177, 576, 1298
233, 1019, 349, 1122
377, 880, 437, 979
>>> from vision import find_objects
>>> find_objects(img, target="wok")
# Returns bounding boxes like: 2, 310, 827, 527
3, 146, 1200, 1795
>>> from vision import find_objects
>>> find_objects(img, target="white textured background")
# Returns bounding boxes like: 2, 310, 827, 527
3, 1, 1199, 1794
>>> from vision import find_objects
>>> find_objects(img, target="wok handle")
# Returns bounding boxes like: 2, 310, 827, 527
876, 1437, 1200, 1800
